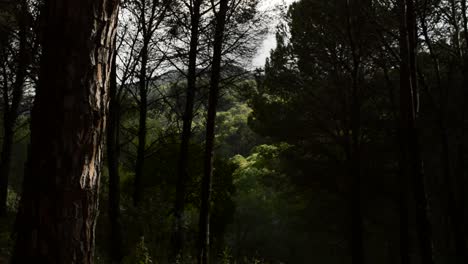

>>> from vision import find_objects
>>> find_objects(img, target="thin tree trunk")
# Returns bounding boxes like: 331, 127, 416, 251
0, 0, 28, 217
133, 0, 161, 207
398, 127, 410, 264
457, 0, 468, 257
198, 1, 228, 263
173, 0, 202, 258
420, 4, 468, 260
345, 1, 364, 263
107, 47, 123, 263
11, 0, 119, 262
400, 1, 435, 263
398, 1, 415, 263
382, 62, 410, 264
133, 38, 149, 207
0, 116, 15, 216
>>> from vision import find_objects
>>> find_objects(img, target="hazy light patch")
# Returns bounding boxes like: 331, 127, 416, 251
252, 0, 297, 68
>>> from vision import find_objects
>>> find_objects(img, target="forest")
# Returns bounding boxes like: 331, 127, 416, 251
1, 0, 468, 263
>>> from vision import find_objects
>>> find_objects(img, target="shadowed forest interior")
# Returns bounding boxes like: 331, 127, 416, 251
0, 0, 468, 263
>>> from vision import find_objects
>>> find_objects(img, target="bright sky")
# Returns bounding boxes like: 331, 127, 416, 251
252, 0, 297, 67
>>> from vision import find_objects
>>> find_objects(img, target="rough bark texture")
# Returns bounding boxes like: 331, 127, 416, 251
197, 1, 228, 263
0, 0, 28, 216
173, 0, 202, 258
107, 49, 123, 263
11, 0, 119, 262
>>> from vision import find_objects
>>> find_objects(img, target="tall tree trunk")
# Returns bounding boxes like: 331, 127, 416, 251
173, 0, 202, 258
11, 0, 119, 262
107, 47, 123, 263
0, 114, 15, 216
133, 0, 161, 207
382, 63, 410, 264
133, 38, 148, 207
399, 0, 435, 263
0, 0, 28, 217
345, 1, 364, 263
456, 0, 468, 258
420, 3, 468, 260
398, 3, 413, 263
198, 1, 228, 263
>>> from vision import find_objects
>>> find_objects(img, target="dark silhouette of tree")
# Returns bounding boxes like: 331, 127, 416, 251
0, 0, 29, 217
107, 46, 123, 264
11, 0, 119, 262
173, 0, 203, 258
398, 0, 434, 263
198, 1, 229, 263
418, 0, 467, 261
131, 0, 172, 207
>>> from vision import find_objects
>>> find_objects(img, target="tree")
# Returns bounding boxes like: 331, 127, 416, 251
255, 0, 379, 262
129, 0, 172, 207
198, 1, 229, 263
171, 0, 266, 258
418, 0, 467, 261
173, 0, 204, 258
398, 0, 434, 263
0, 0, 29, 217
11, 0, 119, 262
107, 45, 123, 263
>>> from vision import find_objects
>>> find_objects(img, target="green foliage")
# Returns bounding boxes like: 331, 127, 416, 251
224, 144, 317, 263
123, 237, 154, 264
216, 103, 260, 157
6, 188, 19, 213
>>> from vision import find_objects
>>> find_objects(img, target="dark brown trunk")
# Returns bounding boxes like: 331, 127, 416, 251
197, 1, 228, 263
398, 134, 410, 264
383, 62, 410, 264
173, 0, 202, 258
398, 1, 415, 263
457, 73, 468, 261
0, 117, 15, 216
456, 0, 468, 258
0, 0, 28, 217
11, 0, 119, 262
107, 48, 123, 263
345, 1, 364, 263
349, 151, 364, 264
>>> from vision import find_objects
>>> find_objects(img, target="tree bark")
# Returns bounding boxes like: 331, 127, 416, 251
198, 1, 229, 263
11, 0, 119, 262
173, 0, 202, 258
0, 0, 28, 217
107, 47, 123, 263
